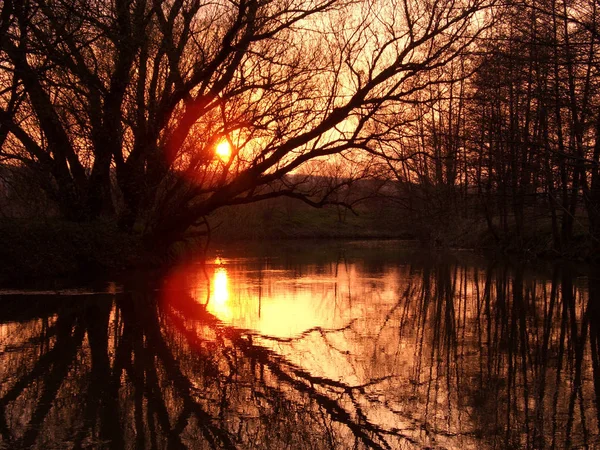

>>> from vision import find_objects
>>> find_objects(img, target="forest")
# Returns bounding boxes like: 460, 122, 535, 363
1, 0, 600, 258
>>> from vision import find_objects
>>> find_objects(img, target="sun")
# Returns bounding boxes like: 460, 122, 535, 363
215, 140, 232, 162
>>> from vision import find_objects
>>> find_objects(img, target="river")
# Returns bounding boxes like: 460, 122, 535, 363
1, 240, 598, 449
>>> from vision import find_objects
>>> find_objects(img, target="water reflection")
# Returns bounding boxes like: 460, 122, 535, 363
0, 243, 599, 449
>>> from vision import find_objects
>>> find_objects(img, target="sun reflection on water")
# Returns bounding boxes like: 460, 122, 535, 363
207, 267, 232, 321
196, 260, 366, 341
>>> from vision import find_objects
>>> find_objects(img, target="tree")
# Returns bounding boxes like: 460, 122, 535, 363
0, 0, 493, 244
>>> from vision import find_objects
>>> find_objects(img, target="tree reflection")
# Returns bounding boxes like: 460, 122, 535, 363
0, 260, 598, 449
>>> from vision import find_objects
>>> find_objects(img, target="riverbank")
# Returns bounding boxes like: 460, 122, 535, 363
1, 203, 597, 286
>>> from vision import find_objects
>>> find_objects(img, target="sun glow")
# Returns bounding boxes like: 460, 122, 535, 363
215, 140, 232, 162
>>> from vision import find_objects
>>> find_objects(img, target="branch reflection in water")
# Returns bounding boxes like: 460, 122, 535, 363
0, 243, 599, 449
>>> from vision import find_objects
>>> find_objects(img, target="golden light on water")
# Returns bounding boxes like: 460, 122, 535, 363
208, 267, 232, 320
193, 260, 396, 384
201, 262, 360, 339
215, 140, 232, 162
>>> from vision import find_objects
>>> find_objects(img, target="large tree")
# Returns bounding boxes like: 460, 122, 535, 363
0, 0, 493, 243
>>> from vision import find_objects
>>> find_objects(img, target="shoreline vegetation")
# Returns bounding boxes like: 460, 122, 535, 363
1, 196, 597, 286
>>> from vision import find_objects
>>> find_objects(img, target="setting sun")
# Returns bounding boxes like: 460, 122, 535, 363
215, 140, 232, 162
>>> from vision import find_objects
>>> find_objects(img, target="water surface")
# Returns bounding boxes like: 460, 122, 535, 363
1, 240, 599, 449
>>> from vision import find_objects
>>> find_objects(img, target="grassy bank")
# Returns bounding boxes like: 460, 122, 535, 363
207, 198, 411, 241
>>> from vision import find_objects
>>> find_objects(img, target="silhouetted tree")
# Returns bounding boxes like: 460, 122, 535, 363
0, 0, 492, 244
